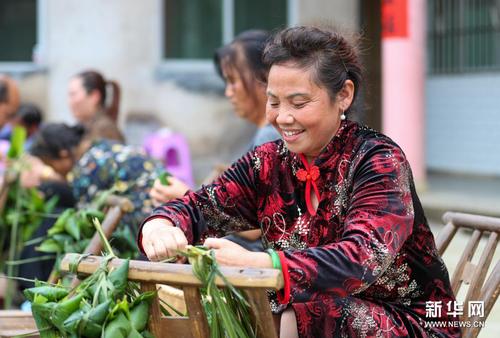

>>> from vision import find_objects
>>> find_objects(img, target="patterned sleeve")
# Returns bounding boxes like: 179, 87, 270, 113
138, 150, 260, 251
281, 139, 415, 302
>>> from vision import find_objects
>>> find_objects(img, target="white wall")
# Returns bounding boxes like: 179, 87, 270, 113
426, 73, 500, 176
42, 0, 254, 181
12, 0, 361, 182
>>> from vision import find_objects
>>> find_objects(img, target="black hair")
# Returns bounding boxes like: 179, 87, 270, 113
263, 26, 363, 114
0, 79, 7, 103
214, 30, 270, 94
75, 70, 120, 122
16, 103, 43, 128
30, 123, 85, 159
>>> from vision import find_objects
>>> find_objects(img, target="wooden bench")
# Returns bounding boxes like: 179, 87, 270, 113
435, 211, 500, 338
60, 253, 283, 338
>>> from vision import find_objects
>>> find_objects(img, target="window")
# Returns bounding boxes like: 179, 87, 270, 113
428, 0, 500, 74
0, 0, 37, 62
163, 0, 288, 60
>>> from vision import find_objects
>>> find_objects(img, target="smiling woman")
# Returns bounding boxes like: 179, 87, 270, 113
138, 26, 460, 338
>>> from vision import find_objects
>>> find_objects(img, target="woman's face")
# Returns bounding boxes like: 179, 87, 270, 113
68, 77, 99, 124
266, 62, 353, 160
222, 64, 266, 126
0, 77, 20, 128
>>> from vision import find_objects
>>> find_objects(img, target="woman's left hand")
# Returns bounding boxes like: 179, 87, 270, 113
203, 238, 272, 268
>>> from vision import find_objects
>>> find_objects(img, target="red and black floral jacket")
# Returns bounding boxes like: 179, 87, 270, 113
138, 121, 460, 337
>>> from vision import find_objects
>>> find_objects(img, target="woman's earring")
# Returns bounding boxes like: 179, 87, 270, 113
340, 109, 346, 120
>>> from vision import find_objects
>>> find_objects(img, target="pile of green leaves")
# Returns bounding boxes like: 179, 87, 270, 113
0, 126, 58, 308
37, 188, 139, 285
37, 208, 105, 255
25, 220, 155, 338
182, 246, 256, 338
25, 258, 155, 338
36, 208, 105, 283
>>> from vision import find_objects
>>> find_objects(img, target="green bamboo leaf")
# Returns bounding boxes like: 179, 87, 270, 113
51, 294, 84, 332
82, 321, 103, 338
7, 125, 26, 159
31, 302, 62, 338
158, 171, 171, 185
64, 215, 80, 241
104, 312, 131, 338
32, 293, 48, 304
127, 328, 143, 338
141, 331, 155, 338
80, 301, 112, 338
77, 215, 95, 238
52, 233, 74, 244
37, 239, 63, 253
29, 188, 44, 210
130, 301, 150, 332
91, 189, 114, 210
24, 286, 69, 302
131, 291, 155, 304
108, 259, 130, 298
49, 209, 74, 235
67, 238, 90, 254
84, 209, 105, 221
62, 309, 84, 335
44, 195, 59, 214
87, 300, 111, 325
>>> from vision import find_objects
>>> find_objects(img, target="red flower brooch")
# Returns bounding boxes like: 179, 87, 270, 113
296, 154, 321, 216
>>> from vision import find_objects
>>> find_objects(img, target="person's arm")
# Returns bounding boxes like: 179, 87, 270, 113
277, 140, 416, 304
139, 150, 260, 257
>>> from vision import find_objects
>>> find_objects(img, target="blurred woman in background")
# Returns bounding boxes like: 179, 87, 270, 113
150, 30, 280, 203
68, 70, 124, 143
0, 75, 20, 130
149, 30, 280, 250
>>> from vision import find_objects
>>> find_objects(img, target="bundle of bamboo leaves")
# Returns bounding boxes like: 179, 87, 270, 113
38, 208, 105, 255
37, 207, 105, 285
25, 258, 155, 338
182, 246, 256, 338
24, 220, 155, 338
37, 188, 140, 286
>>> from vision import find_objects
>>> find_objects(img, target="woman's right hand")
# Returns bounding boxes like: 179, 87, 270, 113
141, 218, 188, 262
150, 176, 190, 206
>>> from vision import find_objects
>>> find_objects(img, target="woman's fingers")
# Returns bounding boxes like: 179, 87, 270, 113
146, 233, 178, 261
141, 218, 188, 262
143, 242, 157, 261
150, 177, 190, 203
171, 227, 188, 251
204, 237, 240, 250
203, 237, 224, 249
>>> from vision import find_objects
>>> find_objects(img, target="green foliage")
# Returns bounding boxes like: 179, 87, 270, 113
158, 171, 171, 186
182, 246, 256, 338
0, 127, 58, 309
7, 126, 27, 159
25, 257, 155, 338
37, 191, 138, 285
